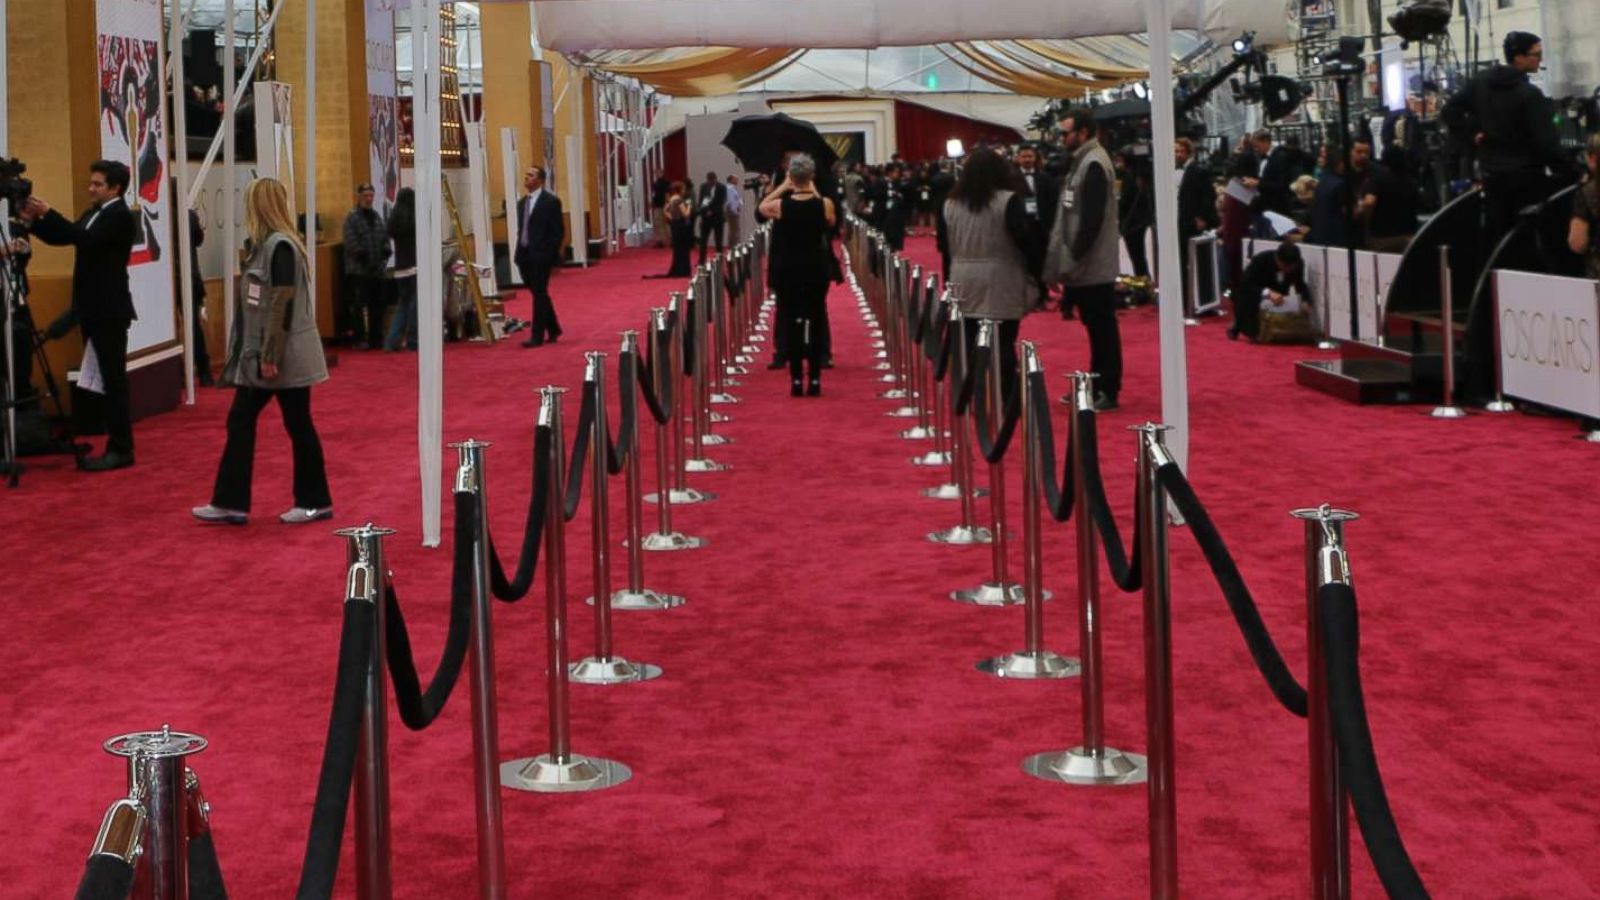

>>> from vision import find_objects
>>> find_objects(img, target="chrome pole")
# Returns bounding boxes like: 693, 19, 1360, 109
502, 388, 632, 792
1024, 374, 1147, 785
1484, 275, 1516, 413
953, 320, 1026, 604
903, 272, 937, 439
612, 328, 687, 605
448, 439, 507, 900
928, 300, 992, 546
644, 308, 708, 549
1292, 504, 1358, 900
978, 343, 1077, 677
573, 352, 662, 684
1135, 423, 1178, 900
103, 726, 208, 900
328, 522, 396, 900
685, 275, 729, 469
1432, 245, 1467, 418
916, 285, 957, 474
664, 290, 716, 501
887, 262, 920, 417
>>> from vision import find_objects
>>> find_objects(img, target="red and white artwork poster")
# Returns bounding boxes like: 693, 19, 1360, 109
97, 0, 174, 353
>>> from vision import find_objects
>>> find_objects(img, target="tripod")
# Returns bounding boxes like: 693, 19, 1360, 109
1, 222, 82, 487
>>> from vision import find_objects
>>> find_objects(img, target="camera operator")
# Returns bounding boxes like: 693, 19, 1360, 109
1441, 31, 1577, 240
19, 160, 137, 471
2, 208, 34, 395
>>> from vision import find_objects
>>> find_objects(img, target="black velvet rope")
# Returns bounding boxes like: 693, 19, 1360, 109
72, 855, 135, 900
562, 382, 596, 521
931, 312, 954, 382
681, 299, 697, 376
637, 327, 674, 425
1077, 408, 1141, 592
293, 598, 375, 900
488, 424, 552, 602
383, 490, 478, 731
1157, 464, 1309, 718
970, 345, 1023, 465
606, 350, 638, 474
186, 832, 227, 900
922, 297, 948, 364
908, 279, 929, 346
1027, 372, 1076, 522
1320, 582, 1432, 900
951, 340, 979, 417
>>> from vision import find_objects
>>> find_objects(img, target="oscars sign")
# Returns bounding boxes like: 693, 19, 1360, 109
1494, 271, 1600, 418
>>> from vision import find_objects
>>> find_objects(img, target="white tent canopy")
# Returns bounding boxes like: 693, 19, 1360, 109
528, 0, 1290, 51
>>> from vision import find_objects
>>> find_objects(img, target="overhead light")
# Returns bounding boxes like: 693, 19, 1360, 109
1131, 82, 1149, 100
946, 138, 965, 158
1310, 51, 1325, 66
1231, 32, 1254, 55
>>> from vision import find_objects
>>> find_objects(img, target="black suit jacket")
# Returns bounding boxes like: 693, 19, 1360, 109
1016, 168, 1059, 236
30, 199, 137, 331
513, 191, 565, 270
1178, 162, 1218, 236
696, 182, 727, 225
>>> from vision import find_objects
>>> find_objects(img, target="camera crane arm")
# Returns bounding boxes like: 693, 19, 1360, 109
1177, 50, 1268, 118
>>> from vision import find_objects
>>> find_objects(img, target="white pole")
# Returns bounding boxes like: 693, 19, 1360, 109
0, 0, 8, 156
186, 0, 288, 208
170, 2, 197, 404
416, 0, 444, 547
306, 0, 317, 337
500, 126, 522, 284
1145, 0, 1189, 470
223, 0, 237, 351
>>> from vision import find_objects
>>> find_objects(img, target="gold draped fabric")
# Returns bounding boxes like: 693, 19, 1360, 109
580, 47, 805, 96
940, 43, 1100, 98
1012, 40, 1148, 79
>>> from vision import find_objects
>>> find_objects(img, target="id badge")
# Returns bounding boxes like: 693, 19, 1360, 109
920, 190, 930, 201
886, 198, 896, 210
1024, 197, 1039, 217
1062, 188, 1076, 210
245, 281, 263, 307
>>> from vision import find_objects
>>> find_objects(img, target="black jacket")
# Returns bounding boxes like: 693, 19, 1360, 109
1178, 162, 1218, 235
1257, 146, 1305, 215
1238, 250, 1311, 305
1016, 168, 1059, 236
695, 181, 727, 226
514, 190, 565, 270
1442, 65, 1574, 178
30, 198, 137, 331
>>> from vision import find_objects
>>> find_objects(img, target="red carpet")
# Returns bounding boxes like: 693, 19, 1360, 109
3, 237, 1598, 898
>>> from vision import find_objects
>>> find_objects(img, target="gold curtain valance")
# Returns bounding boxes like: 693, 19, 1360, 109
940, 43, 1098, 98
1012, 40, 1148, 79
582, 48, 804, 96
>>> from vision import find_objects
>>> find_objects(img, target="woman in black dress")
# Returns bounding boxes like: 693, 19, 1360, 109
645, 181, 695, 279
759, 154, 836, 397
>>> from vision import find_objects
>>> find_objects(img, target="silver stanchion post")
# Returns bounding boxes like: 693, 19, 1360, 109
328, 522, 396, 900
978, 343, 1078, 676
1484, 277, 1516, 413
928, 301, 992, 546
686, 275, 730, 468
1136, 423, 1179, 899
1432, 245, 1467, 418
887, 263, 920, 418
656, 292, 716, 504
902, 271, 938, 440
643, 308, 708, 549
1025, 372, 1148, 784
448, 439, 507, 900
502, 388, 632, 792
608, 329, 687, 605
919, 285, 973, 487
103, 725, 207, 900
953, 319, 1029, 604
1292, 503, 1357, 900
572, 351, 663, 684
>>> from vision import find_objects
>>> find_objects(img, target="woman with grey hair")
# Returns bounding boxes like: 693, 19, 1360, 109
760, 153, 836, 396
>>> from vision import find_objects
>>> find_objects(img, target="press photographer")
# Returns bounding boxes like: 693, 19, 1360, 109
19, 160, 138, 472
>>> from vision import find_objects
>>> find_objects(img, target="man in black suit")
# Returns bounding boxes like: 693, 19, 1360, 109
514, 165, 565, 347
694, 171, 726, 265
1175, 137, 1219, 310
1014, 144, 1058, 308
23, 160, 138, 470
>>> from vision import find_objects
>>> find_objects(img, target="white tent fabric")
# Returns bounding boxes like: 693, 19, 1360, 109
645, 90, 1048, 143
528, 0, 1290, 51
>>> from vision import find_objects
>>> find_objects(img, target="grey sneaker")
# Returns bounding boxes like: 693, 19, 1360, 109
192, 504, 248, 525
279, 506, 333, 524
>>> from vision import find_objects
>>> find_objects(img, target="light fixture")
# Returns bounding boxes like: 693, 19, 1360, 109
1231, 32, 1254, 55
946, 138, 965, 158
1131, 82, 1149, 100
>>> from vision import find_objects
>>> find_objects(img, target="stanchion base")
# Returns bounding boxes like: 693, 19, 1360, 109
643, 488, 717, 505
501, 753, 632, 793
912, 452, 954, 468
1484, 400, 1516, 413
638, 531, 707, 551
724, 366, 749, 376
698, 433, 734, 446
709, 411, 731, 424
921, 482, 987, 500
901, 425, 936, 440
684, 458, 728, 473
1022, 747, 1148, 786
927, 525, 993, 545
1183, 318, 1200, 327
951, 581, 1043, 606
599, 588, 686, 610
1315, 339, 1340, 351
881, 387, 908, 398
874, 362, 892, 371
976, 650, 1080, 679
1429, 406, 1469, 419
886, 406, 919, 418
710, 393, 740, 405
1578, 430, 1600, 443
569, 656, 664, 685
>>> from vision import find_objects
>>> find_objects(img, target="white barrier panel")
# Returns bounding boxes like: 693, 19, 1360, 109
1324, 248, 1353, 340
1375, 252, 1402, 320
1495, 271, 1600, 418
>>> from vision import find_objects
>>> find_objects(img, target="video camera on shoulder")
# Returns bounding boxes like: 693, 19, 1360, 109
0, 157, 32, 207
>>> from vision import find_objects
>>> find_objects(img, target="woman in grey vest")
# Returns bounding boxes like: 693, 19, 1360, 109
941, 146, 1038, 402
192, 178, 333, 525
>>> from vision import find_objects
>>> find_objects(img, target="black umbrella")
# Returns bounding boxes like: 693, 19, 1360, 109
720, 112, 839, 177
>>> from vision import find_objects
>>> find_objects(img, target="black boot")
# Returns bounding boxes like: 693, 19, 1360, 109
791, 379, 804, 397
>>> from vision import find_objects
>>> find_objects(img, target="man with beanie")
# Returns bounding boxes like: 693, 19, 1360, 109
1442, 31, 1577, 240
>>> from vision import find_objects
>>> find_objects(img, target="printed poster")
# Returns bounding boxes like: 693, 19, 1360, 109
367, 0, 400, 215
97, 0, 175, 353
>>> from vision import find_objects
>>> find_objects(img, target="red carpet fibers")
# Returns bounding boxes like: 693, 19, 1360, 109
3, 237, 1598, 898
